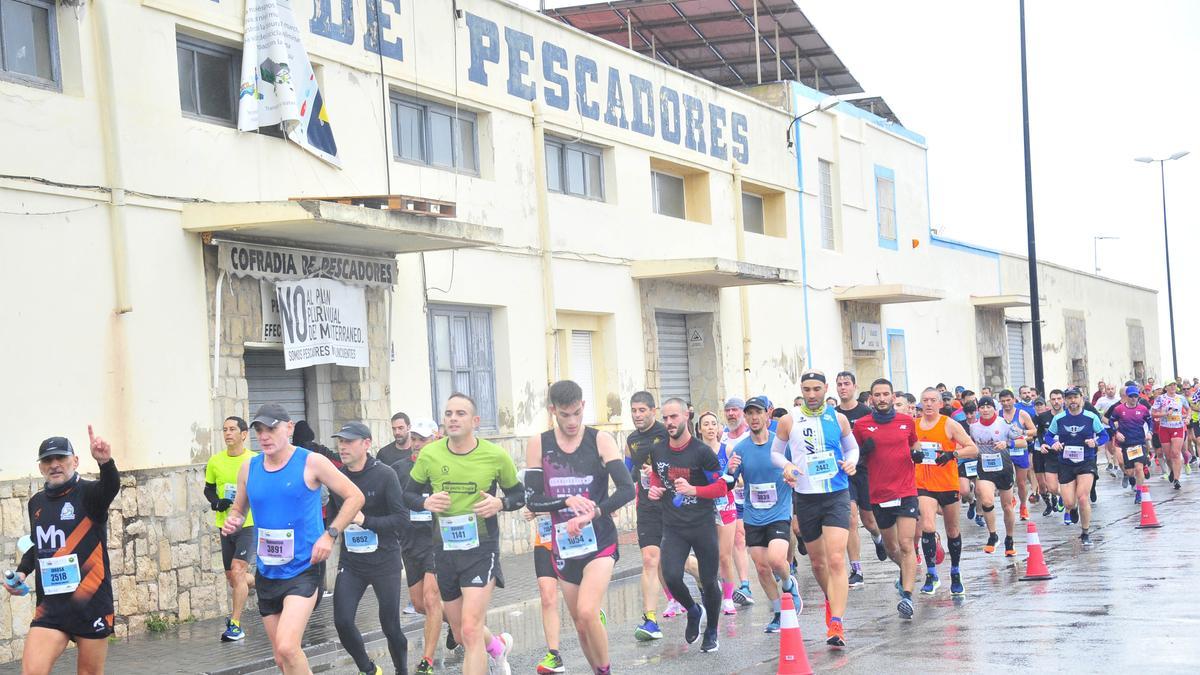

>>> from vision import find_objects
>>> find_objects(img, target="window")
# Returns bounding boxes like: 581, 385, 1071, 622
0, 0, 59, 88
569, 331, 597, 425
741, 192, 765, 234
545, 139, 604, 200
428, 305, 497, 430
819, 159, 835, 250
875, 165, 897, 249
391, 94, 479, 173
887, 329, 908, 392
651, 171, 685, 219
176, 34, 284, 136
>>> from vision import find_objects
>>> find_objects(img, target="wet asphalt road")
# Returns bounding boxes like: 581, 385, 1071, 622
458, 471, 1200, 674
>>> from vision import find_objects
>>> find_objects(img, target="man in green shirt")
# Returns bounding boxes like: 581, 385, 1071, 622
403, 393, 525, 675
204, 416, 258, 642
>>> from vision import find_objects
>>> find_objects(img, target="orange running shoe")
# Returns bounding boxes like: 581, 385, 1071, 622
1019, 504, 1029, 521
826, 620, 846, 647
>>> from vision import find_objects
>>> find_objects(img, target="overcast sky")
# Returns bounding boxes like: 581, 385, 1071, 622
518, 0, 1199, 378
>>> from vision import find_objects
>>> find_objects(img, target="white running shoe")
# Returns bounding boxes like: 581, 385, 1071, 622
662, 599, 686, 618
721, 598, 737, 615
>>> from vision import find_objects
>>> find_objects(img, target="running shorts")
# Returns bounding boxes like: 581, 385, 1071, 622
1158, 426, 1186, 443
1121, 445, 1150, 469
847, 469, 871, 510
220, 527, 256, 571
871, 495, 919, 530
743, 520, 792, 548
553, 543, 619, 586
793, 490, 851, 542
1058, 458, 1098, 484
401, 532, 436, 587
636, 503, 665, 549
435, 543, 505, 603
256, 563, 324, 617
917, 489, 959, 507
533, 545, 556, 579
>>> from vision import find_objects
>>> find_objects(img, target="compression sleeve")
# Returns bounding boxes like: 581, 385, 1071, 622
362, 468, 409, 533
203, 482, 220, 510
16, 547, 35, 577
402, 476, 432, 512
840, 433, 860, 466
595, 459, 635, 515
84, 460, 121, 518
523, 468, 568, 513
693, 474, 729, 500
499, 480, 526, 512
769, 435, 793, 469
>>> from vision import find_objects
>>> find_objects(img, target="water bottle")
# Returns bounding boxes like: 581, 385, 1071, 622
672, 493, 685, 508
4, 571, 29, 596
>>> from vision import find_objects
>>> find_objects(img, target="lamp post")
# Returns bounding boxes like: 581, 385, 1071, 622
786, 96, 840, 148
1092, 235, 1118, 275
1019, 0, 1045, 396
1135, 150, 1189, 379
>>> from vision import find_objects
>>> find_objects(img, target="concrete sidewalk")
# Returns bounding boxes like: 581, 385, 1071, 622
4, 531, 643, 674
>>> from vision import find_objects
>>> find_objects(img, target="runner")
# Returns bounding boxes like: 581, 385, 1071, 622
835, 371, 887, 589
1110, 387, 1153, 503
204, 416, 257, 642
328, 422, 408, 675
957, 402, 985, 528
377, 411, 413, 467
1152, 380, 1189, 490
997, 390, 1038, 522
852, 379, 921, 620
1044, 388, 1110, 546
776, 373, 860, 646
646, 398, 727, 653
968, 397, 1025, 557
915, 388, 977, 597
525, 380, 634, 675
1033, 392, 1066, 516
389, 418, 450, 675
698, 412, 742, 616
403, 393, 525, 675
6, 428, 120, 675
625, 391, 669, 640
221, 404, 365, 675
1016, 387, 1041, 501
521, 478, 565, 675
720, 397, 755, 605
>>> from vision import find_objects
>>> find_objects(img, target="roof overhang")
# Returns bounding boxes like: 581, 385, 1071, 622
834, 284, 945, 304
632, 257, 798, 287
970, 294, 1031, 309
181, 200, 501, 255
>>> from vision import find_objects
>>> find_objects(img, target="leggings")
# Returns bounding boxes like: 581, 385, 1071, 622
333, 565, 409, 675
660, 524, 721, 631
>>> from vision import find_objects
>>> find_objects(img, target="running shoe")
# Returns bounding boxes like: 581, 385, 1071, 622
764, 612, 781, 634
221, 618, 245, 642
721, 598, 737, 615
1063, 510, 1072, 526
950, 572, 965, 596
874, 537, 888, 562
920, 573, 940, 595
826, 620, 846, 647
966, 502, 977, 521
847, 570, 864, 588
487, 633, 513, 675
1019, 504, 1029, 521
1143, 465, 1151, 480
446, 625, 459, 651
634, 614, 663, 641
1054, 497, 1065, 513
894, 578, 904, 598
700, 627, 719, 653
358, 666, 382, 675
1080, 531, 1093, 547
1090, 483, 1098, 503
415, 658, 435, 675
1175, 480, 1182, 490
663, 599, 686, 618
536, 651, 565, 674
732, 582, 755, 606
1134, 489, 1142, 505
1069, 508, 1079, 524
1004, 536, 1016, 557
934, 532, 945, 565
897, 597, 914, 620
784, 575, 803, 615
403, 602, 418, 615
599, 609, 607, 627
1029, 492, 1039, 504
1042, 498, 1053, 516
684, 604, 705, 644
974, 514, 986, 528
983, 532, 998, 554
1121, 475, 1131, 489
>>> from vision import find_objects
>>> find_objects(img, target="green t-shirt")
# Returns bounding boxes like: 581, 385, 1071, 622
205, 448, 258, 528
409, 437, 520, 545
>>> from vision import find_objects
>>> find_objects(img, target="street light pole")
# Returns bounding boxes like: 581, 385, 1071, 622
1019, 0, 1045, 395
1135, 151, 1188, 380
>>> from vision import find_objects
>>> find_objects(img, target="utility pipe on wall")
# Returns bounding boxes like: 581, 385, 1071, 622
732, 163, 751, 396
531, 102, 557, 423
94, 0, 132, 314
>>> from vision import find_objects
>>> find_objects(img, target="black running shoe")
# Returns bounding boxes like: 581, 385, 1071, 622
700, 627, 719, 653
684, 604, 705, 645
874, 538, 888, 562
1174, 480, 1182, 490
1042, 500, 1053, 517
1080, 531, 1093, 547
445, 625, 458, 651
1069, 508, 1079, 524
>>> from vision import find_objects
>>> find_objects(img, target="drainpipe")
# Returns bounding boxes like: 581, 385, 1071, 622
732, 163, 751, 396
532, 102, 557, 424
94, 1, 132, 314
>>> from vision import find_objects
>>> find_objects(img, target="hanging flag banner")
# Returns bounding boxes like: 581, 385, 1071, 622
275, 278, 369, 369
238, 0, 340, 167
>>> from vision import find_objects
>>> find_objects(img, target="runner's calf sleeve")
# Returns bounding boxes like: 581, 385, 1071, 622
921, 532, 937, 569
948, 536, 962, 567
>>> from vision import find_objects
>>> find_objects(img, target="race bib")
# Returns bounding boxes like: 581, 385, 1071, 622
222, 483, 237, 500
748, 482, 778, 508
919, 442, 940, 465
879, 498, 902, 508
732, 486, 746, 505
1008, 443, 1025, 457
439, 514, 479, 551
981, 452, 1004, 473
640, 469, 652, 490
1126, 446, 1144, 460
964, 460, 978, 478
345, 524, 378, 554
806, 450, 838, 481
554, 521, 598, 559
1168, 412, 1182, 425
38, 555, 80, 595
713, 495, 728, 508
536, 515, 553, 542
256, 528, 295, 566
411, 493, 433, 522
1063, 445, 1085, 463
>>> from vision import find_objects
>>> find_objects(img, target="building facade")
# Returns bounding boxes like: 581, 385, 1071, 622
0, 0, 1159, 653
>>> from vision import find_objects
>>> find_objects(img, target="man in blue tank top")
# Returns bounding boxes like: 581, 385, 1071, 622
221, 403, 365, 675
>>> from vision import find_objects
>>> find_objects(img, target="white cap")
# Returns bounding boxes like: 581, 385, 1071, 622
410, 418, 439, 439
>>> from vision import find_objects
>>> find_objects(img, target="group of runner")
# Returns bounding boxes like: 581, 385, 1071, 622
8, 371, 1197, 674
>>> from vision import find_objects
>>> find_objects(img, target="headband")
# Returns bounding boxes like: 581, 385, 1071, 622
800, 371, 826, 383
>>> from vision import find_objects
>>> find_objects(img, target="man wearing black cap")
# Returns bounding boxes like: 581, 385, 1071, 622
1045, 388, 1110, 545
5, 427, 120, 674
329, 422, 409, 675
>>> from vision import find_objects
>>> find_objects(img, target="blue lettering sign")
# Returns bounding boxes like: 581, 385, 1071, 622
363, 0, 403, 61
505, 27, 535, 100
574, 56, 599, 120
682, 94, 705, 153
659, 86, 681, 144
466, 13, 500, 86
708, 102, 727, 160
542, 42, 569, 110
603, 67, 628, 129
310, 0, 354, 46
629, 74, 654, 136
731, 112, 749, 164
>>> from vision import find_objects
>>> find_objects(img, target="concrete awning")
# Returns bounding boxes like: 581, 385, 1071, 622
834, 284, 945, 304
971, 294, 1031, 309
182, 200, 501, 255
631, 257, 798, 287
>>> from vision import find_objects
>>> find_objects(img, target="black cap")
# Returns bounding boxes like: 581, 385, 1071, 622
251, 403, 291, 428
331, 422, 372, 440
37, 437, 75, 461
1063, 387, 1082, 397
744, 396, 770, 412
963, 402, 978, 414
940, 391, 953, 401
977, 396, 997, 408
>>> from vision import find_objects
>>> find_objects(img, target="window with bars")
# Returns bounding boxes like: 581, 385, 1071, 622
875, 166, 897, 248
428, 305, 498, 431
391, 94, 479, 173
0, 0, 59, 88
545, 138, 604, 200
819, 159, 835, 250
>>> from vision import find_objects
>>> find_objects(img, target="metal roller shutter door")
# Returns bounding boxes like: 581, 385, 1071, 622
245, 350, 308, 449
1007, 323, 1026, 389
655, 313, 691, 404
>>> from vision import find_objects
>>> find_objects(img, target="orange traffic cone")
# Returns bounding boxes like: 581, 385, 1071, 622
777, 592, 813, 675
1136, 485, 1162, 529
1019, 521, 1055, 581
